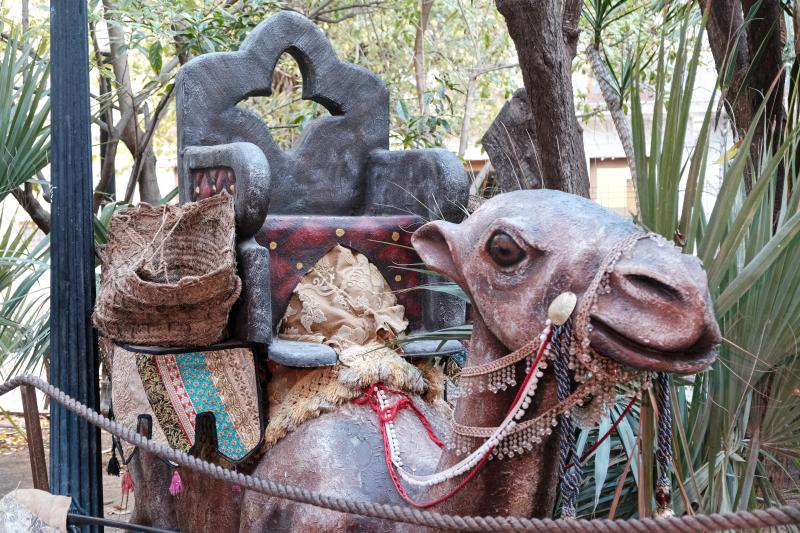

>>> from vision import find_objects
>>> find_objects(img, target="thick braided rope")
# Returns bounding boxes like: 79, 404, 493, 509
553, 322, 582, 519
655, 372, 673, 499
4, 374, 800, 532
555, 323, 574, 478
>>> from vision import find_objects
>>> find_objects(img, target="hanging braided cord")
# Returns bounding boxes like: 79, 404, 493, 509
655, 372, 673, 512
553, 321, 582, 519
4, 374, 800, 532
655, 372, 673, 481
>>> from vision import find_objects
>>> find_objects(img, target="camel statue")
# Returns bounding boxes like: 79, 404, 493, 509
126, 189, 720, 531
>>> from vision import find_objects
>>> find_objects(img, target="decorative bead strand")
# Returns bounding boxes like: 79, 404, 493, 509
455, 327, 550, 397
395, 324, 553, 487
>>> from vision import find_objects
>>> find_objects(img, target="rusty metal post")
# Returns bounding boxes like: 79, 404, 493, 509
20, 385, 49, 491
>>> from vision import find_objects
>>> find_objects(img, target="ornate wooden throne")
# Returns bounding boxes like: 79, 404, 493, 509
171, 10, 469, 373
115, 11, 467, 500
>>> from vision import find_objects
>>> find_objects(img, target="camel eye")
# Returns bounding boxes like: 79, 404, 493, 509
487, 232, 525, 267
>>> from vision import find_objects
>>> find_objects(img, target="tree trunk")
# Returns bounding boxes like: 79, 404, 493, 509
413, 0, 434, 113
740, 0, 786, 141
795, 0, 800, 63
102, 0, 161, 204
21, 0, 29, 33
700, 0, 752, 138
699, 0, 786, 194
493, 0, 590, 197
741, 0, 786, 208
482, 88, 542, 192
587, 45, 639, 211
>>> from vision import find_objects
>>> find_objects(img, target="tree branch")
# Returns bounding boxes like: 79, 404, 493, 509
11, 184, 50, 235
102, 0, 161, 203
91, 18, 118, 211
413, 0, 434, 113
459, 63, 517, 157
124, 85, 175, 203
312, 1, 389, 17
308, 0, 336, 18
587, 45, 638, 211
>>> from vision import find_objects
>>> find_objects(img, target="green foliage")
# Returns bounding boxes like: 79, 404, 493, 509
575, 0, 698, 119
0, 216, 49, 376
1, 199, 134, 377
616, 7, 800, 516
90, 0, 516, 153
392, 76, 459, 149
583, 0, 634, 46
0, 26, 50, 201
631, 9, 706, 238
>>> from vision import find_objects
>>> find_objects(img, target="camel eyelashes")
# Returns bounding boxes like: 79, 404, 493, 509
487, 231, 526, 267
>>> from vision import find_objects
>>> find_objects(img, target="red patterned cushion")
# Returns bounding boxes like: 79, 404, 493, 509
257, 215, 425, 331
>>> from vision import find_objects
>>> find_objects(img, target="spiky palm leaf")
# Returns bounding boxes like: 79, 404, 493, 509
0, 26, 50, 201
622, 7, 800, 519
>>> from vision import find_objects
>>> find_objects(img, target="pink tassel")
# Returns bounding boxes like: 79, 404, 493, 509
169, 469, 183, 496
231, 484, 241, 493
120, 471, 135, 497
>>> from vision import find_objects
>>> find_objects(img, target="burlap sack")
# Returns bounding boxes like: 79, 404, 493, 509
93, 193, 241, 346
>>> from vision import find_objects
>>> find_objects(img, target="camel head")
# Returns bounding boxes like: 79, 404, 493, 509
412, 189, 720, 375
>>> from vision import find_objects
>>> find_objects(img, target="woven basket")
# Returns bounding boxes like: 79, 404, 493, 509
93, 193, 241, 346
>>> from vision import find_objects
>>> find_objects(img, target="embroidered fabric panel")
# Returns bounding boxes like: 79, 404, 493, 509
110, 342, 170, 445
158, 353, 249, 460
127, 347, 259, 461
136, 354, 192, 452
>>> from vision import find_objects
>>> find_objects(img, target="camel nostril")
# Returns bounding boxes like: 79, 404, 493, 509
624, 273, 683, 302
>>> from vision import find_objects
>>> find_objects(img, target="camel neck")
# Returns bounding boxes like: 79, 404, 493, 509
428, 312, 562, 517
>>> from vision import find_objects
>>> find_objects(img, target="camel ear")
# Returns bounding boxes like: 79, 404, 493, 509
412, 220, 465, 287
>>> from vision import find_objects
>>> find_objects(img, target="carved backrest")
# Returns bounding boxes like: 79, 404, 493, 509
177, 12, 388, 215
176, 12, 468, 341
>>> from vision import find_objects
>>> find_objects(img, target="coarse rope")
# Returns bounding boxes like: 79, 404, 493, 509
4, 374, 800, 532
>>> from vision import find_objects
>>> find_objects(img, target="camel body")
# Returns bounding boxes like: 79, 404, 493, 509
129, 190, 721, 531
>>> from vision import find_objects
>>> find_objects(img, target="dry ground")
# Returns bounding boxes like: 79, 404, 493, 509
0, 412, 135, 531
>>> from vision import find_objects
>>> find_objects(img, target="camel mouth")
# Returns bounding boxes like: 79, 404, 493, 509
588, 316, 718, 375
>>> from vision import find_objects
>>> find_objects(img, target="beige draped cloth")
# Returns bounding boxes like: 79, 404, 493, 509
265, 245, 448, 447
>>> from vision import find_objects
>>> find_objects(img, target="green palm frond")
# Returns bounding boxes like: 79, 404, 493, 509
0, 26, 50, 201
626, 6, 800, 517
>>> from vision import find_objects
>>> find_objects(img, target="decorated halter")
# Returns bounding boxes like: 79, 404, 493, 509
358, 231, 676, 517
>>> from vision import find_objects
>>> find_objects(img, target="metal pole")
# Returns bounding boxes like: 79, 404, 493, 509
49, 0, 103, 527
